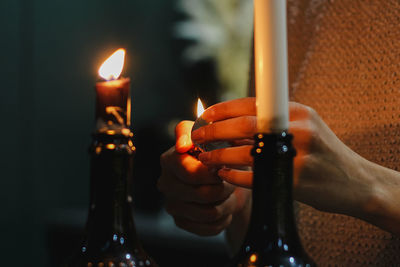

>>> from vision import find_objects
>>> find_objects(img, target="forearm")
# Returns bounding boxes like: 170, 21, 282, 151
358, 156, 400, 236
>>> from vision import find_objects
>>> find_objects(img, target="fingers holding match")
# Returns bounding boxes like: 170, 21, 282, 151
197, 146, 253, 167
218, 168, 253, 188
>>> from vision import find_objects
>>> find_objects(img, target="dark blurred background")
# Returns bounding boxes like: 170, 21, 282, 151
0, 0, 227, 266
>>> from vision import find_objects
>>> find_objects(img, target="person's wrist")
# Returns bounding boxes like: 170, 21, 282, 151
359, 158, 400, 235
341, 151, 378, 220
358, 160, 382, 220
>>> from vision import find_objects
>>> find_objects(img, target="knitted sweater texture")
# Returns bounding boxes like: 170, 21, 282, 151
287, 0, 400, 265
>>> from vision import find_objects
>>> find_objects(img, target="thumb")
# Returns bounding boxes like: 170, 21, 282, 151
175, 120, 195, 153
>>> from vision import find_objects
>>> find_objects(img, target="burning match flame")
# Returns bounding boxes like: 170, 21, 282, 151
197, 98, 205, 118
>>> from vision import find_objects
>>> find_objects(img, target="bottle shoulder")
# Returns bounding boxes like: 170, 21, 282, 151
64, 246, 158, 267
229, 249, 315, 267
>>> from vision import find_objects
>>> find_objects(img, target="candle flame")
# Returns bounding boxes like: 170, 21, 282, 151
197, 98, 205, 118
98, 48, 126, 80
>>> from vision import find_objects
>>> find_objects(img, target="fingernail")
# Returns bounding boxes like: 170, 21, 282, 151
198, 152, 210, 163
177, 134, 189, 147
191, 128, 204, 142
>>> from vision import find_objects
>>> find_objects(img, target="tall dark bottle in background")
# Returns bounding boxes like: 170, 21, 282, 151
229, 132, 315, 267
64, 49, 157, 267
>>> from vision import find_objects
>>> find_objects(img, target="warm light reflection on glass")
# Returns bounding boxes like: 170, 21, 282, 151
250, 254, 257, 263
107, 130, 116, 135
106, 144, 116, 150
106, 106, 124, 124
121, 128, 131, 136
197, 98, 205, 118
98, 48, 126, 81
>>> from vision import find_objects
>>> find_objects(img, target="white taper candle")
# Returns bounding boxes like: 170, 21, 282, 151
254, 0, 289, 133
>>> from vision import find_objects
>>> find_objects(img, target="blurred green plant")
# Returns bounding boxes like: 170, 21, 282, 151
174, 0, 253, 100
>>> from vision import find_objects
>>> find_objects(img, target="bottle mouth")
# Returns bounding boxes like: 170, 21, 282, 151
252, 132, 295, 157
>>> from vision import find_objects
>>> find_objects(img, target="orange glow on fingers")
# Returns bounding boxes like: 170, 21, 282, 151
181, 153, 204, 174
218, 168, 253, 188
293, 153, 306, 187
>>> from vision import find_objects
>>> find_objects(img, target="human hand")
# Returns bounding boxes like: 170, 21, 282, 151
191, 97, 375, 219
158, 120, 251, 237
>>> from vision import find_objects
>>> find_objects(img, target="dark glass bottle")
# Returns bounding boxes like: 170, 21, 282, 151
229, 132, 315, 267
64, 131, 157, 267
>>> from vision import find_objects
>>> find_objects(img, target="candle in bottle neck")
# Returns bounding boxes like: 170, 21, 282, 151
95, 48, 131, 135
254, 0, 289, 133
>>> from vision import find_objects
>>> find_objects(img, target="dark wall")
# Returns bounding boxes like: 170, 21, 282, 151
0, 0, 219, 265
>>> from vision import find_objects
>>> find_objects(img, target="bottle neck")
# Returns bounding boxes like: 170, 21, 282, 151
86, 133, 136, 238
245, 132, 302, 252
